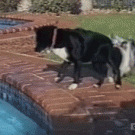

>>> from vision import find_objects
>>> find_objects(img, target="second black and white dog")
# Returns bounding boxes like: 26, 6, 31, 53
35, 26, 121, 90
92, 35, 135, 83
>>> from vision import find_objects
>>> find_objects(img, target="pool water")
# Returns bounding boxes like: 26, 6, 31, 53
0, 99, 47, 135
0, 19, 25, 30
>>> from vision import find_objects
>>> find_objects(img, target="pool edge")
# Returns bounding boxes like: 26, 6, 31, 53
0, 15, 57, 35
0, 80, 53, 134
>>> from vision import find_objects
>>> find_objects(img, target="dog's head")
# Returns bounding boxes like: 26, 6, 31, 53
34, 26, 57, 53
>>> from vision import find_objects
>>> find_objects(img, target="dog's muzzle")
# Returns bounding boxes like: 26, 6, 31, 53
45, 48, 52, 54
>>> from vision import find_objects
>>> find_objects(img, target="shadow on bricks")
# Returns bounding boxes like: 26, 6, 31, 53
42, 63, 107, 82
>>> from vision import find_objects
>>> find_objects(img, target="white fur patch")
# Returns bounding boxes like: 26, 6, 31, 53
68, 83, 78, 90
119, 42, 131, 76
106, 64, 114, 83
52, 47, 69, 62
107, 77, 114, 83
54, 77, 60, 82
46, 49, 51, 54
115, 84, 121, 89
93, 84, 99, 88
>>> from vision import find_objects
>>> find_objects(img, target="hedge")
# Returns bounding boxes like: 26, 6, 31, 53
0, 0, 21, 12
29, 0, 81, 14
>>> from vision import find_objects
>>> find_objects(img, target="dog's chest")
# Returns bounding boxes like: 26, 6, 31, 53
52, 47, 69, 61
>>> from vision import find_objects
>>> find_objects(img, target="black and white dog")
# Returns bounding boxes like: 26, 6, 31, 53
34, 26, 121, 90
92, 35, 135, 83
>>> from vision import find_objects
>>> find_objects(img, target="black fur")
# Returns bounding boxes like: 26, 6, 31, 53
92, 46, 122, 75
35, 26, 121, 89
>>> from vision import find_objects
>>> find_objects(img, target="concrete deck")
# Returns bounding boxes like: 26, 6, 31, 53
0, 50, 135, 135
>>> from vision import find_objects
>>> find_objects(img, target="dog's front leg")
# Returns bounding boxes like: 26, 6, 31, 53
54, 61, 71, 83
68, 60, 81, 90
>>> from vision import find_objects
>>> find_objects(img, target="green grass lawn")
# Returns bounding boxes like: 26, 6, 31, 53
76, 13, 135, 39
124, 73, 135, 85
123, 69, 135, 85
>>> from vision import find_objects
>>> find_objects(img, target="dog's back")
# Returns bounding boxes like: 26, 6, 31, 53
71, 28, 113, 62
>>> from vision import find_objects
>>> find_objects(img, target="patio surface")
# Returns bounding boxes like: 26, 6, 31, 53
0, 13, 135, 135
0, 50, 135, 135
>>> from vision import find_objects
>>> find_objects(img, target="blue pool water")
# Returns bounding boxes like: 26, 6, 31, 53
0, 99, 47, 135
0, 19, 25, 30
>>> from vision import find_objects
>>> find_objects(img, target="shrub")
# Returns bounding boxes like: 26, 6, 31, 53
0, 0, 21, 12
112, 0, 127, 12
29, 0, 81, 14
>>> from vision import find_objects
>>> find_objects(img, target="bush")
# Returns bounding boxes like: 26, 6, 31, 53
112, 0, 127, 12
0, 0, 21, 12
29, 0, 81, 14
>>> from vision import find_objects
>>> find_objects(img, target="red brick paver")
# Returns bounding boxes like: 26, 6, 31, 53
0, 51, 135, 135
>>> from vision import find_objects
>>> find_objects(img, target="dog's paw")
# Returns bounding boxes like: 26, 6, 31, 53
115, 84, 121, 89
54, 77, 60, 83
107, 77, 114, 83
68, 83, 78, 90
93, 84, 100, 88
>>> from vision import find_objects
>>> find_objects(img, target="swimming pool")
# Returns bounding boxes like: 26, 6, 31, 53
0, 99, 47, 135
0, 81, 50, 135
0, 18, 26, 30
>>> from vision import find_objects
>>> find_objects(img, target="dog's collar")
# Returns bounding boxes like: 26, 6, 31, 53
50, 28, 58, 50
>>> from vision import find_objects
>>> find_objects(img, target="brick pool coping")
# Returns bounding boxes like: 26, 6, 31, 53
0, 15, 57, 34
0, 50, 135, 135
